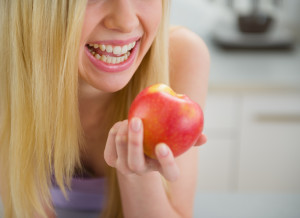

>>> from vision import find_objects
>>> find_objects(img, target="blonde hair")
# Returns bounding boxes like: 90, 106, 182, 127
0, 0, 170, 218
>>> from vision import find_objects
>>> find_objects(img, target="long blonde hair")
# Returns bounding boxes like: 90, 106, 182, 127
0, 0, 170, 217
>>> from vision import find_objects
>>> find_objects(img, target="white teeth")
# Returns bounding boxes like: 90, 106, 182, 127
129, 43, 133, 50
106, 45, 113, 53
89, 41, 136, 54
106, 56, 112, 64
116, 57, 121, 64
95, 54, 101, 60
101, 55, 107, 62
99, 44, 106, 51
121, 45, 128, 54
88, 39, 136, 64
113, 46, 122, 55
90, 51, 131, 64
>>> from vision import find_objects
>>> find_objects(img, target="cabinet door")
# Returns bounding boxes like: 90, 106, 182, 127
204, 93, 240, 135
198, 93, 240, 191
238, 94, 300, 192
197, 139, 237, 191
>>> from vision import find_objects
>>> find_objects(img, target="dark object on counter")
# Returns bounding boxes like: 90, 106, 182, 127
211, 0, 294, 50
238, 14, 273, 33
212, 23, 294, 50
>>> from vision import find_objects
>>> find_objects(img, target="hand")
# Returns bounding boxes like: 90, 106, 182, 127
194, 133, 207, 147
104, 117, 180, 182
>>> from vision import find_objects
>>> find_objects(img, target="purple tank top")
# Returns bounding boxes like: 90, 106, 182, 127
50, 176, 107, 211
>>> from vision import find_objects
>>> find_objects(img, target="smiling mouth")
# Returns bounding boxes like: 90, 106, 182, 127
86, 41, 137, 65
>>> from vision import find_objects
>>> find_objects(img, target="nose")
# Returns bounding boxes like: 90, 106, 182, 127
103, 0, 139, 33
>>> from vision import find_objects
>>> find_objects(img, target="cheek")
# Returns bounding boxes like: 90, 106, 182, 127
139, 2, 162, 52
147, 4, 162, 33
78, 10, 98, 76
139, 0, 162, 34
78, 38, 87, 78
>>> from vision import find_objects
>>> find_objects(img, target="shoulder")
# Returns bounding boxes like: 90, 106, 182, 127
166, 26, 210, 217
169, 25, 210, 68
169, 26, 209, 58
169, 26, 210, 108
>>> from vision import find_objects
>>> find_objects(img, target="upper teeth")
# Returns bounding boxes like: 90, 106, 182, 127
88, 41, 136, 55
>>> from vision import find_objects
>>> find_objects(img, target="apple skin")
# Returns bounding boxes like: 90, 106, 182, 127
128, 84, 204, 159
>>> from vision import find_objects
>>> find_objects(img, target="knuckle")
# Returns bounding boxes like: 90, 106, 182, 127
162, 157, 176, 168
169, 169, 180, 182
115, 135, 122, 144
129, 137, 140, 147
109, 127, 116, 136
110, 122, 122, 134
128, 161, 144, 174
115, 134, 127, 146
122, 119, 129, 125
116, 161, 131, 175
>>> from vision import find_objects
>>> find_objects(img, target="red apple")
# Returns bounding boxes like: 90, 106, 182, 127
128, 84, 204, 159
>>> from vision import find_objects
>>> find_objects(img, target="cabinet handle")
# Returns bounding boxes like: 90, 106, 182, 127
255, 114, 300, 123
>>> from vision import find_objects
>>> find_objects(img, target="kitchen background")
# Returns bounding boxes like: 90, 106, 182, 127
170, 0, 300, 217
1, 0, 300, 217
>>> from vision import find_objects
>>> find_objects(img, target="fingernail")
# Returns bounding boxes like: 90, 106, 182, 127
131, 117, 141, 132
158, 144, 169, 157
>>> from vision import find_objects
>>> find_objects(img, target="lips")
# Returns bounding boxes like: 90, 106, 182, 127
85, 38, 140, 73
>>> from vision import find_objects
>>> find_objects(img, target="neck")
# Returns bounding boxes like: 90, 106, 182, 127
78, 78, 113, 138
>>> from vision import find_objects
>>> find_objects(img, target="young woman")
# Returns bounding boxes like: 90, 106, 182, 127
0, 0, 210, 217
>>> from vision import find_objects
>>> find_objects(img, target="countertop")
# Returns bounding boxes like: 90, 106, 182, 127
207, 40, 300, 93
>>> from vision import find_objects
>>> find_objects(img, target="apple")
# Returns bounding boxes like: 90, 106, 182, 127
128, 83, 204, 158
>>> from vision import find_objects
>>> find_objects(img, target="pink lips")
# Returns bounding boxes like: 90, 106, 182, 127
85, 39, 139, 73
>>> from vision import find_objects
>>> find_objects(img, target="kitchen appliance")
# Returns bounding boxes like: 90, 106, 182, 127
211, 0, 294, 49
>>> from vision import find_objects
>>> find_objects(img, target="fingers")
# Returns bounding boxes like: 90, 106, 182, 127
127, 117, 147, 174
155, 143, 180, 182
194, 133, 207, 146
104, 118, 180, 182
115, 120, 131, 174
104, 121, 122, 167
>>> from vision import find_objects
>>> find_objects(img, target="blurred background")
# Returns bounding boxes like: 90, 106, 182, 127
1, 0, 299, 217
169, 0, 300, 217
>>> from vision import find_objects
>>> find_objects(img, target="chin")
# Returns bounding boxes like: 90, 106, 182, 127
79, 72, 133, 94
96, 80, 130, 93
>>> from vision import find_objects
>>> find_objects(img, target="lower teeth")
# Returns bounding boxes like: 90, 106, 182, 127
88, 48, 131, 64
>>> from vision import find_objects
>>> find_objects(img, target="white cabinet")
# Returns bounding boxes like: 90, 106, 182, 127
198, 92, 300, 193
198, 138, 237, 191
197, 93, 241, 191
238, 93, 300, 192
